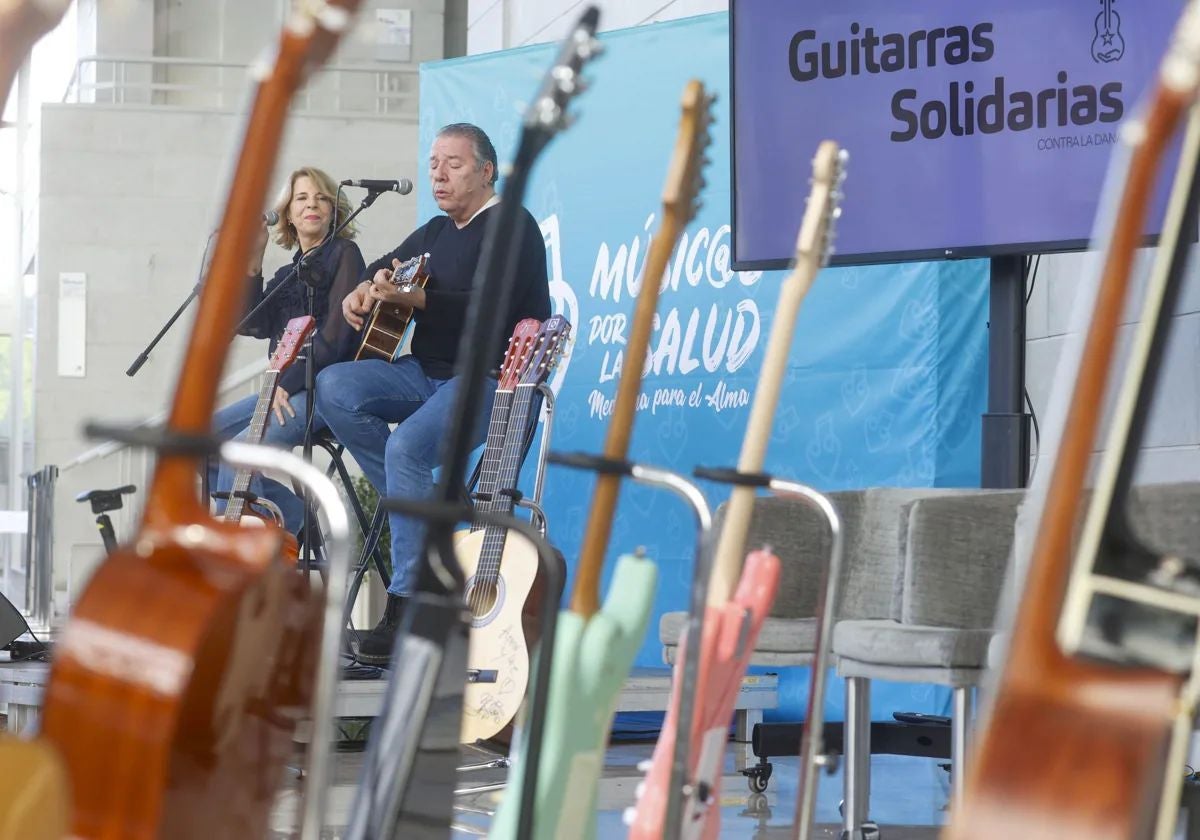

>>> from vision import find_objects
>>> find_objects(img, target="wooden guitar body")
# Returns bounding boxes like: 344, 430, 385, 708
457, 529, 540, 742
628, 549, 780, 840
489, 551, 658, 840
0, 735, 68, 840
950, 661, 1178, 840
42, 521, 319, 840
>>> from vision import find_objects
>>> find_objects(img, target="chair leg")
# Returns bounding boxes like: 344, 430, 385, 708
950, 685, 975, 814
842, 676, 873, 838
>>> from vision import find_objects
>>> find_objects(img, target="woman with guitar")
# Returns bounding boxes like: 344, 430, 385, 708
317, 122, 551, 665
209, 165, 366, 536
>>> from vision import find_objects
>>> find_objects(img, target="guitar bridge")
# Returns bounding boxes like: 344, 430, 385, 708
467, 668, 498, 684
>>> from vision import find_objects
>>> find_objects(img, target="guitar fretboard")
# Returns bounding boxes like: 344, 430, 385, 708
474, 383, 539, 585
470, 389, 515, 531
224, 369, 281, 524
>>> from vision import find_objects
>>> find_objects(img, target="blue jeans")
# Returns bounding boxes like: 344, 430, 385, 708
209, 390, 328, 534
316, 355, 495, 596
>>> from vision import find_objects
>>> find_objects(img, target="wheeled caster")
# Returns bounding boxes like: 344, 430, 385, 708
838, 821, 881, 839
741, 757, 773, 793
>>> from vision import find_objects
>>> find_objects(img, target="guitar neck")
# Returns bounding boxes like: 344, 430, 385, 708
470, 389, 515, 530
474, 383, 539, 580
223, 370, 281, 523
572, 214, 681, 617
709, 253, 821, 605
146, 69, 299, 520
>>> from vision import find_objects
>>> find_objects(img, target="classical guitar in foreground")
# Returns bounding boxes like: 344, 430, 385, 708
355, 252, 430, 361
38, 3, 362, 839
342, 9, 602, 840
628, 141, 847, 840
490, 78, 714, 840
459, 315, 571, 744
946, 5, 1200, 839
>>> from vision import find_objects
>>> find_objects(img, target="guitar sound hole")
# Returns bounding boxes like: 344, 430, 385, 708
465, 577, 505, 625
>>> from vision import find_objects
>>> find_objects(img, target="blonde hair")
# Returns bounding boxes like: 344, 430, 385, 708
271, 166, 358, 250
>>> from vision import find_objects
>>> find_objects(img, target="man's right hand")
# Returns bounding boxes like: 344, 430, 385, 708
342, 266, 391, 330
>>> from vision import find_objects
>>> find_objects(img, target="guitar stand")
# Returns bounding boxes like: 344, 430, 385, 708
687, 469, 844, 840
358, 498, 565, 840
546, 452, 739, 840
74, 484, 136, 556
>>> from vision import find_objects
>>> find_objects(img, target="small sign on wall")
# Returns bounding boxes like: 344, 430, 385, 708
57, 272, 86, 378
374, 9, 412, 62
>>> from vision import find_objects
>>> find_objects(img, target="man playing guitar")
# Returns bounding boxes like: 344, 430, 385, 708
317, 122, 550, 665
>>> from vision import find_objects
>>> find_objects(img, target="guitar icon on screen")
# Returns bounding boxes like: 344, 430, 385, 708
1090, 0, 1125, 64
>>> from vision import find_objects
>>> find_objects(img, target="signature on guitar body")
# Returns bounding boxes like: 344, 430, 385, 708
1092, 0, 1126, 63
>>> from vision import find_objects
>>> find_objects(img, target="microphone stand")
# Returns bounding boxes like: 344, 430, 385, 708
292, 186, 388, 574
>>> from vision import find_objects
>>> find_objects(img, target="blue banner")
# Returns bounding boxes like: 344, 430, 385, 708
420, 13, 990, 721
732, 0, 1183, 266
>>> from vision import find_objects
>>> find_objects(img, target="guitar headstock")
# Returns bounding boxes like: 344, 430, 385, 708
661, 80, 716, 230
794, 141, 849, 267
498, 318, 542, 390
269, 315, 316, 373
520, 315, 572, 387
520, 6, 602, 154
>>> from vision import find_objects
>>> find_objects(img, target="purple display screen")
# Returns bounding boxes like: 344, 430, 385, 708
731, 0, 1185, 268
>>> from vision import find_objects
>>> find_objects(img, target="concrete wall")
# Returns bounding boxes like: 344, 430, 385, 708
1025, 248, 1200, 485
37, 103, 420, 599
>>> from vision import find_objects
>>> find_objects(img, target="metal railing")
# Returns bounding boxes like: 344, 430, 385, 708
63, 55, 419, 118
23, 466, 57, 636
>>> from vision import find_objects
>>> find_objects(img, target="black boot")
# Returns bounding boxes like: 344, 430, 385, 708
356, 593, 405, 665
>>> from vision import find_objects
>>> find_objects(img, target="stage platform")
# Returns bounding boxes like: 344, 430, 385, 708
0, 660, 778, 740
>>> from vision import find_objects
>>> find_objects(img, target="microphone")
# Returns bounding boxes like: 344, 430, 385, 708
263, 210, 280, 225
340, 178, 414, 195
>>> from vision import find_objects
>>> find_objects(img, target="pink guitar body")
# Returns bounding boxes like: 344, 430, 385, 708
628, 548, 780, 840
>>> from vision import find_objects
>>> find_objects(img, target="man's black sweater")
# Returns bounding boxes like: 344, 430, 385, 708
363, 203, 551, 379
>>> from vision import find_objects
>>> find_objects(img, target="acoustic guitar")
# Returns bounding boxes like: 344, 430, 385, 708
354, 252, 430, 361
459, 314, 570, 743
489, 78, 714, 840
456, 317, 543, 542
38, 2, 363, 838
628, 141, 846, 840
341, 10, 602, 839
946, 5, 1200, 839
221, 314, 314, 542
